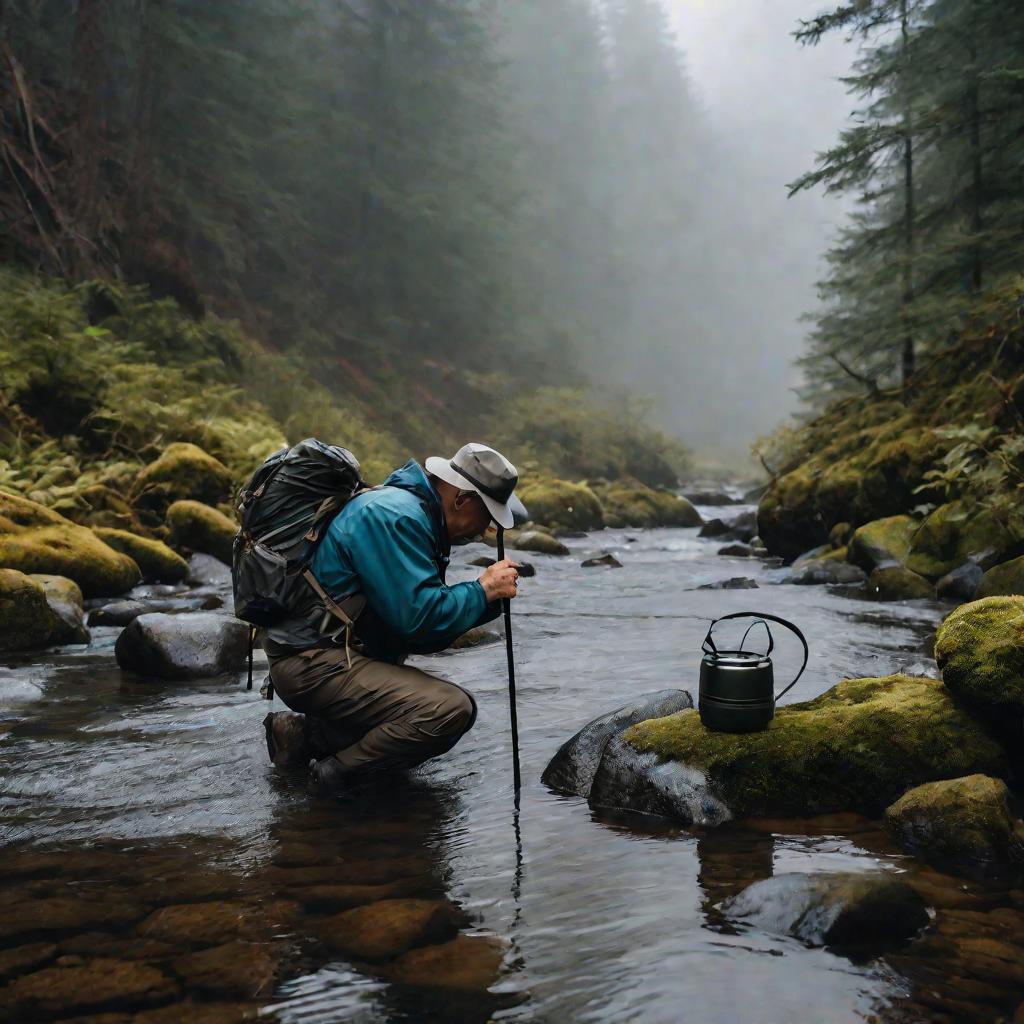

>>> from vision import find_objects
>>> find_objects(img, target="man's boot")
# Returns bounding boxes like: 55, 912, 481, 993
308, 755, 352, 796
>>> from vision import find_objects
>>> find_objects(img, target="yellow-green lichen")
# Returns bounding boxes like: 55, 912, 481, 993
867, 565, 935, 601
0, 568, 77, 650
906, 501, 1021, 580
131, 442, 235, 519
594, 483, 700, 529
976, 556, 1024, 599
516, 477, 604, 531
623, 674, 1006, 817
848, 515, 919, 572
92, 527, 189, 583
166, 499, 236, 563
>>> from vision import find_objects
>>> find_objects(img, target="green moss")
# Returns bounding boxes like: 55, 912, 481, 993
867, 565, 935, 601
885, 774, 1024, 881
906, 501, 1020, 579
93, 527, 189, 583
976, 556, 1024, 599
517, 477, 604, 531
166, 499, 236, 563
595, 482, 701, 528
0, 568, 77, 651
848, 515, 919, 572
0, 492, 141, 597
935, 596, 1024, 713
624, 674, 1007, 817
131, 442, 235, 522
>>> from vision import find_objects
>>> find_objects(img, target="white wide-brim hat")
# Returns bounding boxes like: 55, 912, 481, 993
425, 442, 527, 530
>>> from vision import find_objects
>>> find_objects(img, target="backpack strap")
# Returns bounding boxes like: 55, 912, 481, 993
301, 570, 366, 631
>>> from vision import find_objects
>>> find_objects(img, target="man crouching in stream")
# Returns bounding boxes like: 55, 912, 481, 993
262, 443, 525, 794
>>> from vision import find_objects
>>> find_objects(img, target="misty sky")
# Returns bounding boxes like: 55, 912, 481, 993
657, 0, 859, 459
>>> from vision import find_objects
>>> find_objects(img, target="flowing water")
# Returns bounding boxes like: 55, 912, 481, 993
1, 507, 1022, 1023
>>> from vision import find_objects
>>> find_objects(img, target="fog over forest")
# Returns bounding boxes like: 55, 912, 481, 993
614, 0, 858, 460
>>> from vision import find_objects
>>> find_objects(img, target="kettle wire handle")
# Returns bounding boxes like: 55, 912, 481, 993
701, 611, 809, 702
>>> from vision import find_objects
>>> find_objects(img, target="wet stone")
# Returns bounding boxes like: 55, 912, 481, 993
388, 933, 507, 992
449, 626, 501, 649
290, 878, 429, 911
58, 932, 179, 961
137, 901, 253, 948
171, 940, 281, 999
0, 957, 178, 1018
581, 553, 622, 568
186, 553, 233, 588
87, 599, 149, 627
0, 896, 143, 942
717, 543, 752, 557
318, 898, 467, 961
0, 942, 57, 983
133, 1000, 262, 1023
115, 612, 248, 680
698, 577, 758, 590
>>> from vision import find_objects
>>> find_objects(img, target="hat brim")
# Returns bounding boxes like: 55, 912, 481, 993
424, 455, 518, 530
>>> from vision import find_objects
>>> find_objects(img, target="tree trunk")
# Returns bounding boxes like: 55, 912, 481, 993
900, 0, 915, 387
70, 0, 103, 272
967, 0, 983, 293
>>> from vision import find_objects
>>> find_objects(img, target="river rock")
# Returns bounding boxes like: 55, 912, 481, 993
171, 940, 280, 998
187, 553, 232, 587
976, 555, 1024, 599
93, 527, 189, 583
784, 560, 866, 586
166, 501, 237, 563
937, 561, 984, 601
115, 612, 249, 679
389, 933, 507, 992
885, 775, 1024, 882
597, 483, 701, 529
515, 478, 605, 531
0, 491, 141, 597
139, 901, 253, 948
829, 522, 854, 548
318, 898, 466, 961
553, 528, 588, 538
590, 674, 1007, 823
718, 543, 752, 557
0, 895, 142, 942
848, 515, 919, 573
542, 688, 694, 798
755, 489, 828, 563
727, 509, 758, 543
721, 872, 929, 950
581, 553, 622, 568
508, 530, 569, 556
0, 569, 85, 651
131, 442, 235, 521
906, 500, 1023, 579
469, 556, 494, 568
683, 488, 736, 506
29, 573, 89, 644
866, 565, 935, 601
699, 518, 732, 539
698, 577, 759, 590
0, 942, 57, 984
0, 957, 177, 1018
450, 626, 501, 649
935, 596, 1024, 716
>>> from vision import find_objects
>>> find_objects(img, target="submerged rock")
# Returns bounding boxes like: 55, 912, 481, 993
542, 688, 694, 798
722, 872, 929, 950
698, 577, 759, 590
848, 515, 919, 573
717, 543, 752, 557
885, 774, 1024, 882
450, 626, 501, 649
0, 491, 141, 597
93, 527, 189, 583
318, 898, 466, 962
515, 478, 604, 531
581, 553, 622, 568
866, 565, 935, 601
115, 612, 249, 679
937, 561, 984, 602
935, 596, 1024, 716
0, 569, 85, 651
166, 500, 236, 563
388, 933, 507, 992
602, 674, 1007, 822
976, 555, 1024, 599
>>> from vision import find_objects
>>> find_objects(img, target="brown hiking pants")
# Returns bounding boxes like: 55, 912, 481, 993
266, 646, 477, 774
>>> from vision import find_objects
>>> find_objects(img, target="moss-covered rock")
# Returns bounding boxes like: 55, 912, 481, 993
885, 774, 1024, 882
166, 500, 236, 563
507, 528, 570, 556
0, 492, 141, 597
29, 573, 89, 643
132, 442, 235, 520
596, 483, 701, 529
905, 501, 1022, 579
59, 483, 139, 532
93, 527, 189, 583
608, 674, 1008, 820
866, 565, 935, 602
935, 596, 1024, 715
0, 568, 82, 651
976, 555, 1024, 599
516, 477, 604, 531
848, 515, 919, 573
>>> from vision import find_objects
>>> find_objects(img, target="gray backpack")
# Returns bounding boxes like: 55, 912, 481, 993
232, 438, 364, 688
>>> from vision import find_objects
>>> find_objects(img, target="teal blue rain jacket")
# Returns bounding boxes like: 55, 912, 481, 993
310, 459, 500, 662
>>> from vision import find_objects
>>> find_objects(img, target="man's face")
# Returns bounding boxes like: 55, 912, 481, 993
447, 490, 493, 541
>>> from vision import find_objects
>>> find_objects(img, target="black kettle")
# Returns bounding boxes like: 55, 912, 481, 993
698, 611, 809, 733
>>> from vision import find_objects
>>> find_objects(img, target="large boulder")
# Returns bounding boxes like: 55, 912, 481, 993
29, 573, 89, 643
131, 442, 234, 520
848, 515, 919, 573
885, 774, 1024, 882
866, 565, 935, 601
0, 569, 84, 651
115, 612, 249, 679
588, 674, 1008, 823
596, 483, 701, 529
0, 492, 140, 597
756, 468, 829, 562
976, 555, 1024, 599
905, 501, 1023, 580
166, 500, 236, 563
93, 527, 189, 583
507, 528, 570, 556
935, 596, 1024, 716
721, 872, 929, 950
542, 689, 694, 798
515, 478, 604, 532
936, 561, 984, 602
